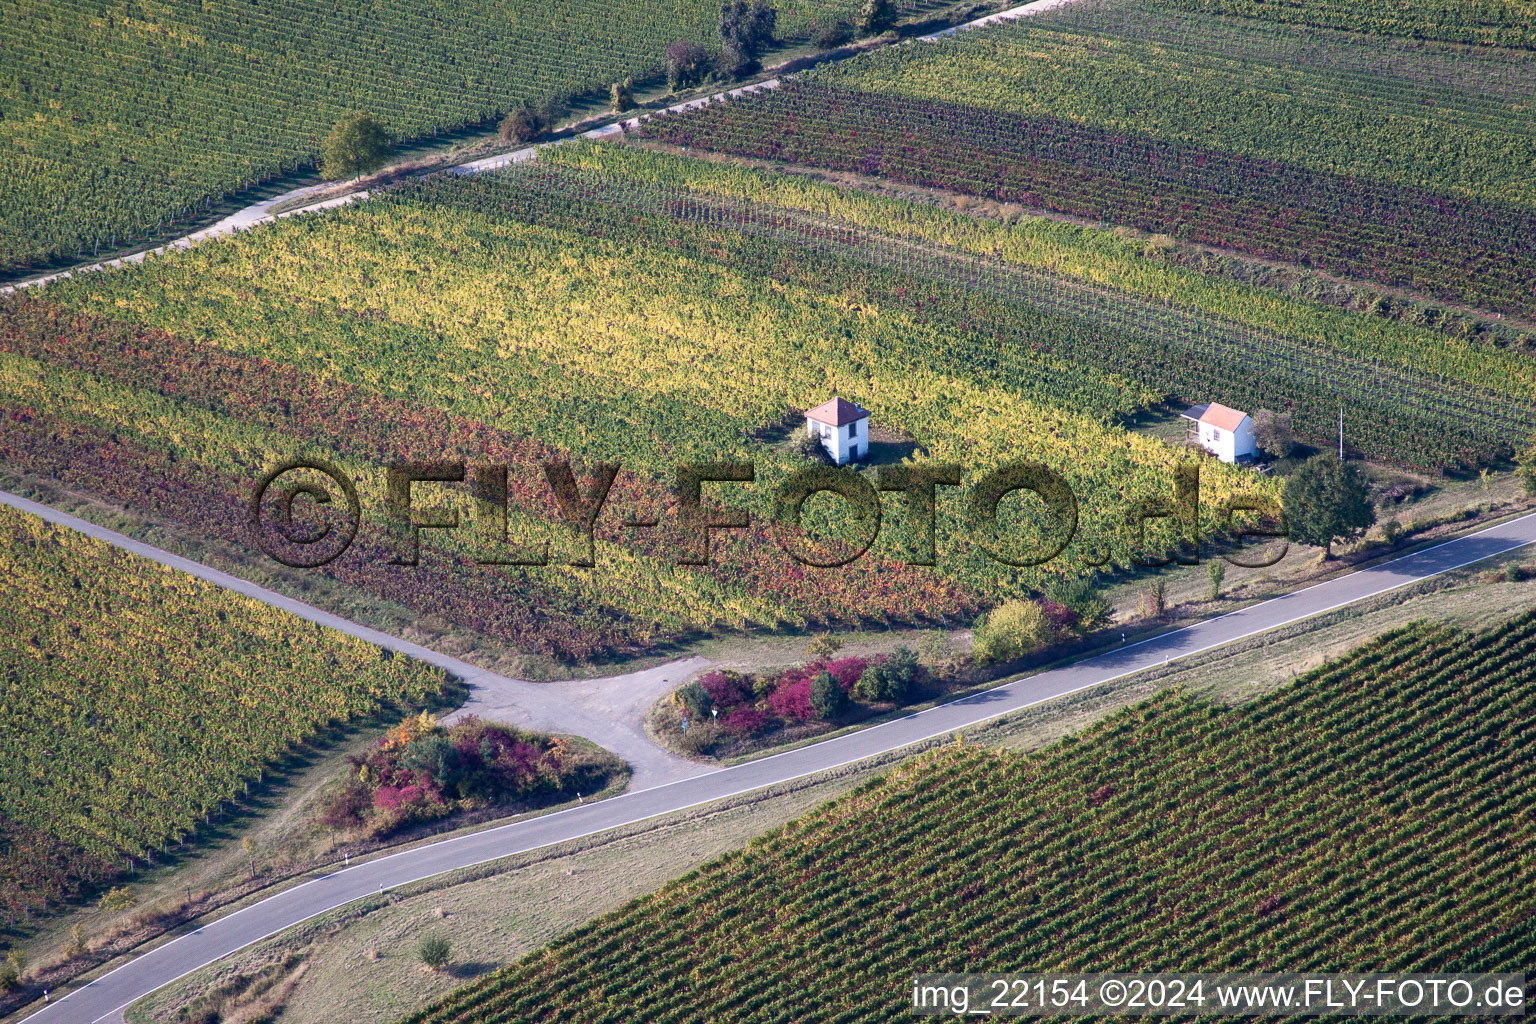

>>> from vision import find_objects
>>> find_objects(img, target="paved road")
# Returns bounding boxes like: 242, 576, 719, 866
21, 507, 1536, 1023
0, 490, 707, 790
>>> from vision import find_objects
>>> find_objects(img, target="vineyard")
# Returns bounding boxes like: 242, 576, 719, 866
6, 143, 1536, 655
635, 1, 1536, 316
0, 0, 888, 274
403, 611, 1536, 1023
0, 143, 1305, 659
1146, 0, 1536, 50
0, 504, 448, 925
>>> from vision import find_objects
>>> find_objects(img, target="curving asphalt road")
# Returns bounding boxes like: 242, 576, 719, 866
18, 503, 1536, 1023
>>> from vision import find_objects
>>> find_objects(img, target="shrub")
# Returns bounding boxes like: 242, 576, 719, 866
678, 719, 722, 754
1382, 518, 1403, 544
417, 931, 452, 971
320, 781, 371, 829
677, 681, 712, 719
610, 78, 635, 113
1506, 562, 1525, 583
805, 633, 842, 660
1206, 561, 1225, 601
971, 600, 1052, 665
855, 646, 918, 702
0, 960, 16, 992
823, 656, 868, 692
917, 630, 951, 666
811, 18, 854, 48
1045, 578, 1111, 631
99, 885, 138, 913
810, 671, 845, 720
1253, 409, 1298, 459
766, 676, 815, 721
699, 669, 751, 710
1517, 435, 1536, 495
722, 707, 768, 735
330, 715, 602, 837
1040, 599, 1079, 632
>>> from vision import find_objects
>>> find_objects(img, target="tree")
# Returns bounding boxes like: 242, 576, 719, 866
98, 885, 137, 913
240, 835, 257, 879
321, 111, 390, 181
1206, 560, 1225, 601
1252, 409, 1298, 459
610, 78, 635, 113
1517, 434, 1536, 495
665, 39, 711, 91
719, 0, 776, 57
498, 104, 542, 144
1144, 579, 1166, 619
857, 0, 897, 35
1282, 455, 1376, 558
810, 671, 845, 720
715, 0, 775, 79
715, 42, 755, 81
416, 931, 452, 972
971, 599, 1052, 665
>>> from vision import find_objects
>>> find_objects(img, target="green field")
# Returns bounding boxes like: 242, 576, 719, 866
404, 610, 1536, 1022
1146, 0, 1536, 49
0, 0, 877, 274
636, 0, 1536, 318
0, 504, 448, 922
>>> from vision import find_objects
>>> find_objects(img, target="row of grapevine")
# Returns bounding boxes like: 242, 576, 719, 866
1142, 0, 1536, 50
404, 612, 1536, 1022
0, 504, 447, 922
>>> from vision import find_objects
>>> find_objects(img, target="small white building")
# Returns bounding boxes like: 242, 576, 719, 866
805, 396, 870, 465
1181, 402, 1258, 463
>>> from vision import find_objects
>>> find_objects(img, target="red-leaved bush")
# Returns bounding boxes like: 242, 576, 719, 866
700, 670, 751, 710
824, 656, 869, 692
320, 714, 617, 839
766, 677, 815, 721
722, 707, 768, 735
1042, 599, 1079, 632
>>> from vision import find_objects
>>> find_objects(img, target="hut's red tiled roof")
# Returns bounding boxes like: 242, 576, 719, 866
805, 397, 870, 426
